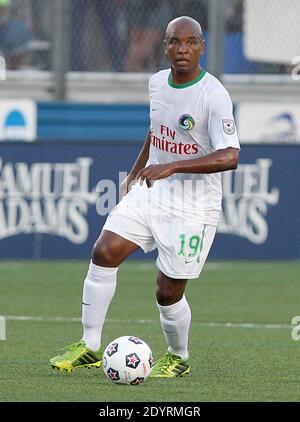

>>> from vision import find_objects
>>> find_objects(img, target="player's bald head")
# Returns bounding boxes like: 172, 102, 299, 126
165, 16, 203, 40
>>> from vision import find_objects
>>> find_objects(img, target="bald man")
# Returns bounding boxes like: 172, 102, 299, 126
50, 16, 240, 379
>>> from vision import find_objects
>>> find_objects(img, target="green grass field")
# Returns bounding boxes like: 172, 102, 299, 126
0, 260, 300, 402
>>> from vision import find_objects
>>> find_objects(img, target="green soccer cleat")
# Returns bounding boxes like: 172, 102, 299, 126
50, 340, 102, 373
150, 351, 190, 378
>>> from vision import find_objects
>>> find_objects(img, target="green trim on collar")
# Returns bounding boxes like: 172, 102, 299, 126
168, 68, 206, 89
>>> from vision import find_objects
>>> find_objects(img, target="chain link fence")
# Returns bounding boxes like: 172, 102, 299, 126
0, 0, 52, 70
0, 0, 298, 74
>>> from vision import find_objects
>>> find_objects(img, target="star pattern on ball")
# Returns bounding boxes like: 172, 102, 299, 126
126, 352, 141, 368
130, 377, 144, 385
149, 353, 154, 368
128, 336, 143, 345
107, 367, 120, 381
106, 342, 118, 356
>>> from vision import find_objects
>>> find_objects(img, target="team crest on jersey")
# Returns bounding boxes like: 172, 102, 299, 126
222, 119, 235, 135
179, 114, 195, 131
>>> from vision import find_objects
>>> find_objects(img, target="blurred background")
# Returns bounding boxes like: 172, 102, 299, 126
0, 0, 298, 74
0, 0, 299, 260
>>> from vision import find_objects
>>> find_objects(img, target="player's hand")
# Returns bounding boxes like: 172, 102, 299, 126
119, 174, 137, 200
136, 163, 175, 186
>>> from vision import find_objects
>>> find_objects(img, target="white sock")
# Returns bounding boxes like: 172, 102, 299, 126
157, 295, 191, 361
82, 261, 118, 352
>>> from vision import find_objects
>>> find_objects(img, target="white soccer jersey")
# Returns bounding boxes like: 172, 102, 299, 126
144, 68, 240, 226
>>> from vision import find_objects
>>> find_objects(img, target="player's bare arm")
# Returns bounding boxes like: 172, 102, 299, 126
137, 147, 239, 183
120, 130, 151, 198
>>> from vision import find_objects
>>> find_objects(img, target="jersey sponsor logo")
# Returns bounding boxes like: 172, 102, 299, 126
178, 114, 195, 131
160, 125, 176, 140
222, 119, 235, 135
150, 131, 199, 155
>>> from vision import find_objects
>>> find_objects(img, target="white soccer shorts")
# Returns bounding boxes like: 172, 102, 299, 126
103, 186, 217, 279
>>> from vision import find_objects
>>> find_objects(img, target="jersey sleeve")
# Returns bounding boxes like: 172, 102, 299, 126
207, 90, 240, 151
148, 73, 158, 103
148, 76, 153, 102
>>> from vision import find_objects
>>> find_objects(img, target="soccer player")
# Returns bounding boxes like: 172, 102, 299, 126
50, 16, 240, 377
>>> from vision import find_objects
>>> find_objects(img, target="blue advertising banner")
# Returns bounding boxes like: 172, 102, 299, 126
0, 142, 299, 259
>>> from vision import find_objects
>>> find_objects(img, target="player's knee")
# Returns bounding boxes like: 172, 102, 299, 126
156, 282, 180, 306
92, 242, 116, 267
156, 287, 175, 306
156, 273, 187, 305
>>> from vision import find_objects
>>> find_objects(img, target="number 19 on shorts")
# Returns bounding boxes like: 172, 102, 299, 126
178, 234, 203, 263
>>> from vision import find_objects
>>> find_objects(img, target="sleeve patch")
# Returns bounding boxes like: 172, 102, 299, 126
222, 119, 235, 135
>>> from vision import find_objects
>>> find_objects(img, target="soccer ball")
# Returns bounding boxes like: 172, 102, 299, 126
102, 336, 153, 385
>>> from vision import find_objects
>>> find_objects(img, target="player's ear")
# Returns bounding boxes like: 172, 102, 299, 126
199, 38, 205, 56
164, 39, 168, 55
